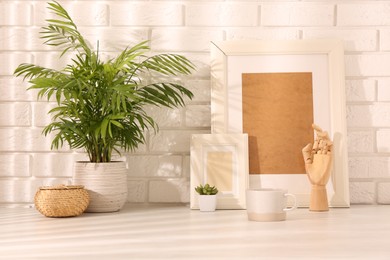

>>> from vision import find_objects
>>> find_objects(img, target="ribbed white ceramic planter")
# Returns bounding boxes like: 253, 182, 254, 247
73, 161, 128, 213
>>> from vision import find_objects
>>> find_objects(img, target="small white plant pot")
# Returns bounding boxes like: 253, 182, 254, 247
199, 195, 217, 212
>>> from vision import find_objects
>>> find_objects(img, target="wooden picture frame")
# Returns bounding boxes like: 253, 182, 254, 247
210, 40, 349, 207
190, 134, 249, 209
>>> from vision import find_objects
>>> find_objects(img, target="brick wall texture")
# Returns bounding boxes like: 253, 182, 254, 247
1, 0, 390, 206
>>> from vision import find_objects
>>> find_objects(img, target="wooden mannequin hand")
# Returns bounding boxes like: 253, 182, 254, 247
302, 124, 333, 211
302, 149, 332, 185
302, 124, 333, 186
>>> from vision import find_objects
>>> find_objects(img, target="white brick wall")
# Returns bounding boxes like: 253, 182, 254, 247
303, 29, 378, 52
151, 28, 224, 52
186, 3, 258, 27
110, 3, 183, 26
349, 182, 375, 204
346, 79, 376, 102
261, 3, 335, 26
338, 3, 390, 26
0, 2, 32, 26
378, 182, 390, 204
33, 2, 109, 26
2, 0, 390, 206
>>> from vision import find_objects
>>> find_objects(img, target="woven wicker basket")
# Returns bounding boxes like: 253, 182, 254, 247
34, 185, 90, 218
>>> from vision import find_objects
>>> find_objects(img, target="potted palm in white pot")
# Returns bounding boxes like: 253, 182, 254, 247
14, 1, 195, 212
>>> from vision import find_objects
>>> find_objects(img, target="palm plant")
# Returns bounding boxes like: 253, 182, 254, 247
14, 1, 195, 163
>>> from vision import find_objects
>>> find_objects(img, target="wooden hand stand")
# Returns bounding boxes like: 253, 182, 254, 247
302, 124, 333, 212
310, 185, 329, 211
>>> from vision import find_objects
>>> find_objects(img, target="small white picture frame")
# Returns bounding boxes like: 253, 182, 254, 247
210, 40, 350, 207
190, 134, 249, 209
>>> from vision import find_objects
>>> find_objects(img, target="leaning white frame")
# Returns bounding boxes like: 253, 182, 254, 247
190, 134, 249, 209
210, 40, 350, 207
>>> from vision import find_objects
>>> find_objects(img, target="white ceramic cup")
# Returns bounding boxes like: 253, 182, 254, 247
246, 189, 297, 222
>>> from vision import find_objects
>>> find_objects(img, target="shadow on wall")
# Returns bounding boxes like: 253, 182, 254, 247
148, 178, 190, 203
345, 62, 390, 204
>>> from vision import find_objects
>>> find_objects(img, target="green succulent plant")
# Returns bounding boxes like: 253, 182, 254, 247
14, 1, 195, 163
195, 183, 218, 195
